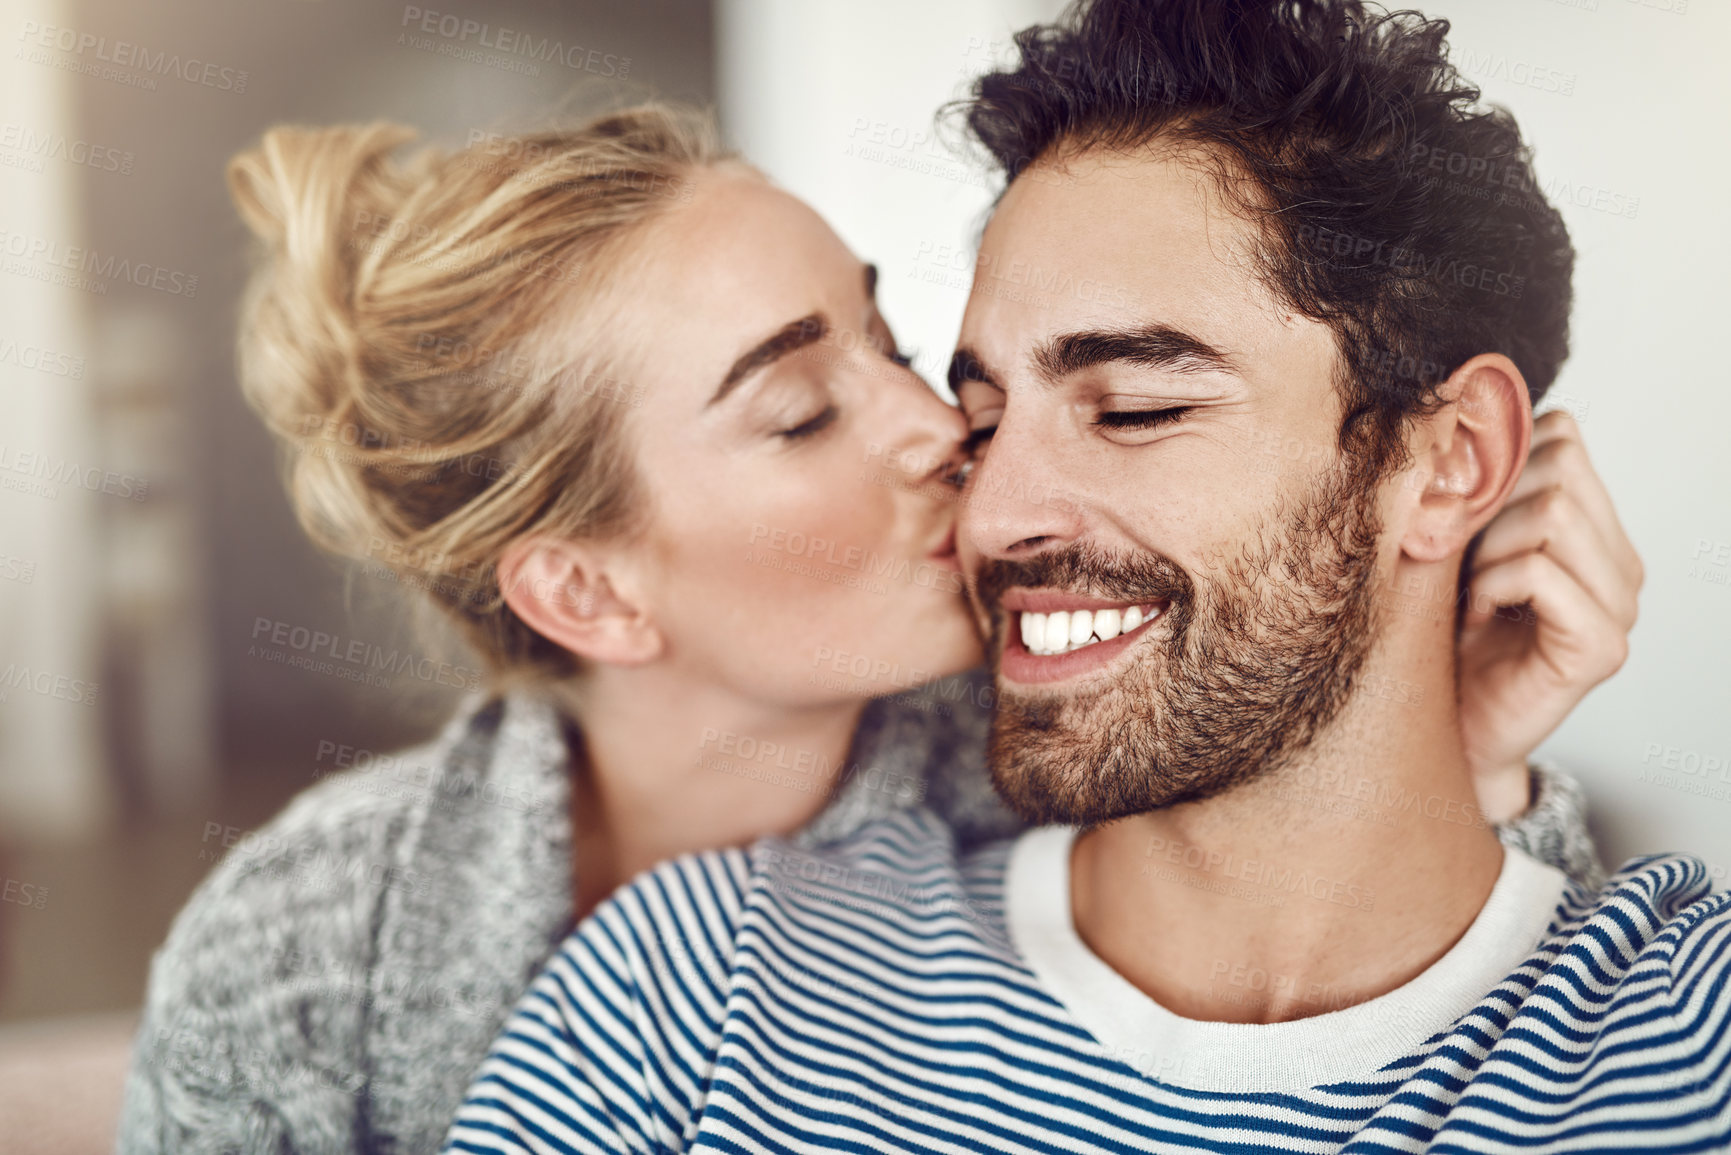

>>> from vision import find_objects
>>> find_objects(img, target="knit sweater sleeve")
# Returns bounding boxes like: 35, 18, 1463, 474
115, 771, 413, 1155
1496, 761, 1606, 889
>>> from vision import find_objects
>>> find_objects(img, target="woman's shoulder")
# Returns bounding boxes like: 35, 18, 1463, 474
128, 696, 574, 1155
142, 689, 573, 991
138, 701, 492, 1011
198, 697, 500, 897
120, 725, 460, 1150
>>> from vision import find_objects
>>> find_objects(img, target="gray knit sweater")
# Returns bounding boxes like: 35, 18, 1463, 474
116, 670, 1601, 1155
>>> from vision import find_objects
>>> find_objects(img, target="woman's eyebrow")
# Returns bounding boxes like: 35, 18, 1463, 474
708, 312, 829, 407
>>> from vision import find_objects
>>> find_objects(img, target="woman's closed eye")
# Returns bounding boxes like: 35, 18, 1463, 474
776, 403, 838, 441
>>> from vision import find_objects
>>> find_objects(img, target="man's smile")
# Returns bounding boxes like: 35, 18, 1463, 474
997, 588, 1170, 684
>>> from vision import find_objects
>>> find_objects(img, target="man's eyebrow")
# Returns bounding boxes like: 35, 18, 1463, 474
708, 313, 829, 407
1033, 324, 1237, 382
947, 345, 1002, 394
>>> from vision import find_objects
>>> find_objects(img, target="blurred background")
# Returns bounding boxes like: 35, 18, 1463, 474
0, 0, 1724, 1145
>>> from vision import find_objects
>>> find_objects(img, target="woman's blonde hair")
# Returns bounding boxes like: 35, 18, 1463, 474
228, 103, 727, 689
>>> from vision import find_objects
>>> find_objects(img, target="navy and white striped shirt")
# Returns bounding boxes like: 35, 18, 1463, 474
446, 808, 1731, 1153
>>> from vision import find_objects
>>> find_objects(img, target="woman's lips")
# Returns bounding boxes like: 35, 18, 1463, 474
927, 525, 961, 572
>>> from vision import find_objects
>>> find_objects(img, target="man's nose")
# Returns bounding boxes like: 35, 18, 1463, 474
959, 415, 1087, 560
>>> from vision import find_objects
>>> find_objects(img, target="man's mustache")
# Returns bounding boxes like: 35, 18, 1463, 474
970, 542, 1197, 628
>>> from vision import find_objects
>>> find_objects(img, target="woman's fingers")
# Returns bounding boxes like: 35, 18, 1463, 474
1527, 407, 1583, 452
1462, 549, 1630, 684
1507, 411, 1644, 590
1472, 484, 1638, 630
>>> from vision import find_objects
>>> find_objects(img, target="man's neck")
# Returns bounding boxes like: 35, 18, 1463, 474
1068, 639, 1504, 1024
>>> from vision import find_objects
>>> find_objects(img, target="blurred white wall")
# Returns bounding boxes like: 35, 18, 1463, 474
717, 0, 1064, 395
718, 0, 1731, 872
0, 0, 113, 840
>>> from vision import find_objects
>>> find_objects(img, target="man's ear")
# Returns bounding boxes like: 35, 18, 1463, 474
496, 536, 663, 666
1401, 353, 1533, 564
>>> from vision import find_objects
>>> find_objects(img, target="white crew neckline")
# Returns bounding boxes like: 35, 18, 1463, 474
1005, 824, 1569, 1093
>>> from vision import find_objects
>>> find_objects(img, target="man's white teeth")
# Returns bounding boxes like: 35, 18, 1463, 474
1043, 611, 1069, 654
1069, 610, 1093, 647
1018, 604, 1162, 656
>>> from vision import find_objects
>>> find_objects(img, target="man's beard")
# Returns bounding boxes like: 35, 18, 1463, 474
973, 461, 1386, 826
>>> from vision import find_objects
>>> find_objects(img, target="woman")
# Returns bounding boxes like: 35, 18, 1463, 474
117, 104, 1638, 1154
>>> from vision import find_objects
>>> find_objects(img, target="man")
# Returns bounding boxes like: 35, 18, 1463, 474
445, 1, 1727, 1150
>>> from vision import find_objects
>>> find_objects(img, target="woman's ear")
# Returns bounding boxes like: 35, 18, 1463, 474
1401, 353, 1534, 564
497, 536, 664, 666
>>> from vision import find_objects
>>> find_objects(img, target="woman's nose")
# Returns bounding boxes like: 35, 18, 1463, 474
878, 372, 971, 489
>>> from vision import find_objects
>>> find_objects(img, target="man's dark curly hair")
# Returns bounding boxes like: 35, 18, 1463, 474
956, 0, 1574, 476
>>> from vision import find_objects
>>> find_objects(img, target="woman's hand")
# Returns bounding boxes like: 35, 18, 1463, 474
1457, 410, 1643, 822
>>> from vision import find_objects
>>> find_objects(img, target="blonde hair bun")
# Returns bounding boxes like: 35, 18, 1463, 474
228, 105, 725, 686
